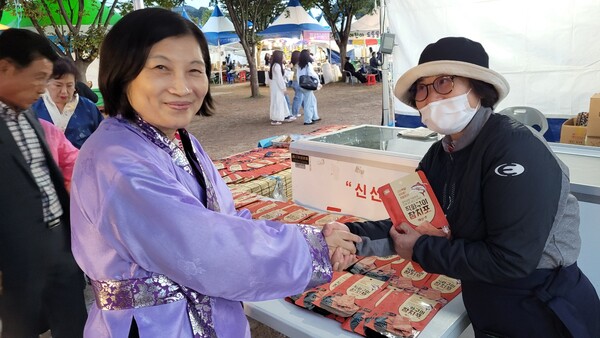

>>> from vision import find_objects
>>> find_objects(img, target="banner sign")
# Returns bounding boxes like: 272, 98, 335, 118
304, 30, 331, 41
349, 30, 380, 39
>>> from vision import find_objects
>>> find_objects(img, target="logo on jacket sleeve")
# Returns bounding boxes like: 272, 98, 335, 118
494, 163, 525, 177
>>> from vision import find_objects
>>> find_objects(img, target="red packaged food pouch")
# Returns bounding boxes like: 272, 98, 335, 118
315, 274, 388, 317
365, 289, 443, 337
300, 213, 345, 226
377, 170, 450, 238
350, 255, 401, 275
276, 205, 318, 223
397, 261, 431, 289
341, 288, 395, 336
292, 271, 353, 311
419, 274, 462, 302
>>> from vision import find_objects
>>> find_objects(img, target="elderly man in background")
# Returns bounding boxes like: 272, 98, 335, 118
0, 28, 86, 338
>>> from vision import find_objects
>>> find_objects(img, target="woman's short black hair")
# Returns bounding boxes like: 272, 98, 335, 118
468, 79, 499, 108
52, 57, 81, 82
407, 77, 500, 108
99, 8, 214, 119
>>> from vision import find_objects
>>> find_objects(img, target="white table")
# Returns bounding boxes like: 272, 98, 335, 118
245, 294, 469, 338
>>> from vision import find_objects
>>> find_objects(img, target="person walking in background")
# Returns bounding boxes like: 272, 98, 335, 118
264, 52, 271, 67
33, 57, 103, 148
0, 28, 87, 338
296, 49, 321, 125
290, 50, 303, 117
69, 9, 360, 337
268, 50, 295, 125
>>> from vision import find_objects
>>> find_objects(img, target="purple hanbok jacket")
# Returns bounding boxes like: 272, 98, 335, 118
70, 118, 332, 337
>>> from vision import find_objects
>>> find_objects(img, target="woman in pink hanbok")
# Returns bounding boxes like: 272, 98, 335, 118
69, 8, 359, 338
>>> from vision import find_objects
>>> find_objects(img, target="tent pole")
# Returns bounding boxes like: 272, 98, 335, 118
380, 0, 393, 126
218, 40, 223, 85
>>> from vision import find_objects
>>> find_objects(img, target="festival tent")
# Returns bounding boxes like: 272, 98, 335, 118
202, 6, 240, 84
201, 6, 239, 46
349, 9, 380, 49
258, 0, 329, 40
318, 15, 330, 29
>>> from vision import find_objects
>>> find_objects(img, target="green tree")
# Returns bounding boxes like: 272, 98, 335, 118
0, 0, 7, 21
222, 0, 287, 97
304, 0, 376, 81
199, 7, 212, 26
2, 0, 183, 80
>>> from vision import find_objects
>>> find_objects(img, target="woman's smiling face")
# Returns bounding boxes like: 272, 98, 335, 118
126, 34, 208, 138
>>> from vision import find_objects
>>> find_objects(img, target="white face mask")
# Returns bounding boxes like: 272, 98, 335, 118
419, 90, 480, 135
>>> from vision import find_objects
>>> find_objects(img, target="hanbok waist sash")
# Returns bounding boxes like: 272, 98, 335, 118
91, 274, 217, 338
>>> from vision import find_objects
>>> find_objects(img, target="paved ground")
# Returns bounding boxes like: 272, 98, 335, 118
188, 80, 383, 160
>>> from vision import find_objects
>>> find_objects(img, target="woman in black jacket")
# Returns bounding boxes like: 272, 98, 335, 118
327, 37, 599, 338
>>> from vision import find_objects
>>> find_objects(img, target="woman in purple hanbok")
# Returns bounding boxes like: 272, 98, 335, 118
69, 8, 360, 338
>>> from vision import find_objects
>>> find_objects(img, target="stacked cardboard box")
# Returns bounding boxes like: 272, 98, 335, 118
586, 93, 600, 146
560, 117, 587, 145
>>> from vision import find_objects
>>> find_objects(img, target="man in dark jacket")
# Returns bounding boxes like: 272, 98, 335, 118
343, 57, 367, 83
0, 28, 86, 338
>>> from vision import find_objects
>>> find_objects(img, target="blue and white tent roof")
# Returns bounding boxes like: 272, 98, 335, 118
318, 14, 330, 29
258, 0, 328, 39
201, 6, 239, 46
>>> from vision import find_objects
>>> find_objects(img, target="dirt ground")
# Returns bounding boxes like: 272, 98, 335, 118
187, 81, 383, 160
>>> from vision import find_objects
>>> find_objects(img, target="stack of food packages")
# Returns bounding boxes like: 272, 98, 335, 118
231, 188, 366, 225
214, 148, 291, 185
287, 255, 461, 338
231, 188, 461, 337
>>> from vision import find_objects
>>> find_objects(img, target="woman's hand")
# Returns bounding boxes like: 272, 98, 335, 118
330, 247, 358, 272
389, 223, 422, 260
322, 222, 361, 271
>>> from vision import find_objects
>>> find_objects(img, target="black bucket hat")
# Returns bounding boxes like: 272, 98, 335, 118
394, 37, 509, 108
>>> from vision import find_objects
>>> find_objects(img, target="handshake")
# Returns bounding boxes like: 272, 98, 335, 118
321, 222, 362, 272
320, 221, 427, 272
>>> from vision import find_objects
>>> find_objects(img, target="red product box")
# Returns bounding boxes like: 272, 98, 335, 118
377, 170, 450, 237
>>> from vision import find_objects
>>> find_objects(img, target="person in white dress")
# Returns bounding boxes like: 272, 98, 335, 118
269, 50, 295, 125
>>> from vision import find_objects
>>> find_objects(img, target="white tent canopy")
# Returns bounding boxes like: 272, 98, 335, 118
387, 0, 600, 118
259, 0, 329, 39
350, 8, 379, 34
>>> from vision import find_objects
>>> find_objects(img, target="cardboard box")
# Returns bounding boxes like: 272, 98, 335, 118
585, 136, 600, 147
587, 93, 600, 137
560, 118, 587, 145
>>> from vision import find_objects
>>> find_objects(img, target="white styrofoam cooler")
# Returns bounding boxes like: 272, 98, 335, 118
290, 125, 438, 220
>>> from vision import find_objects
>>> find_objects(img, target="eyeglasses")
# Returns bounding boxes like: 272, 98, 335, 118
414, 75, 456, 102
